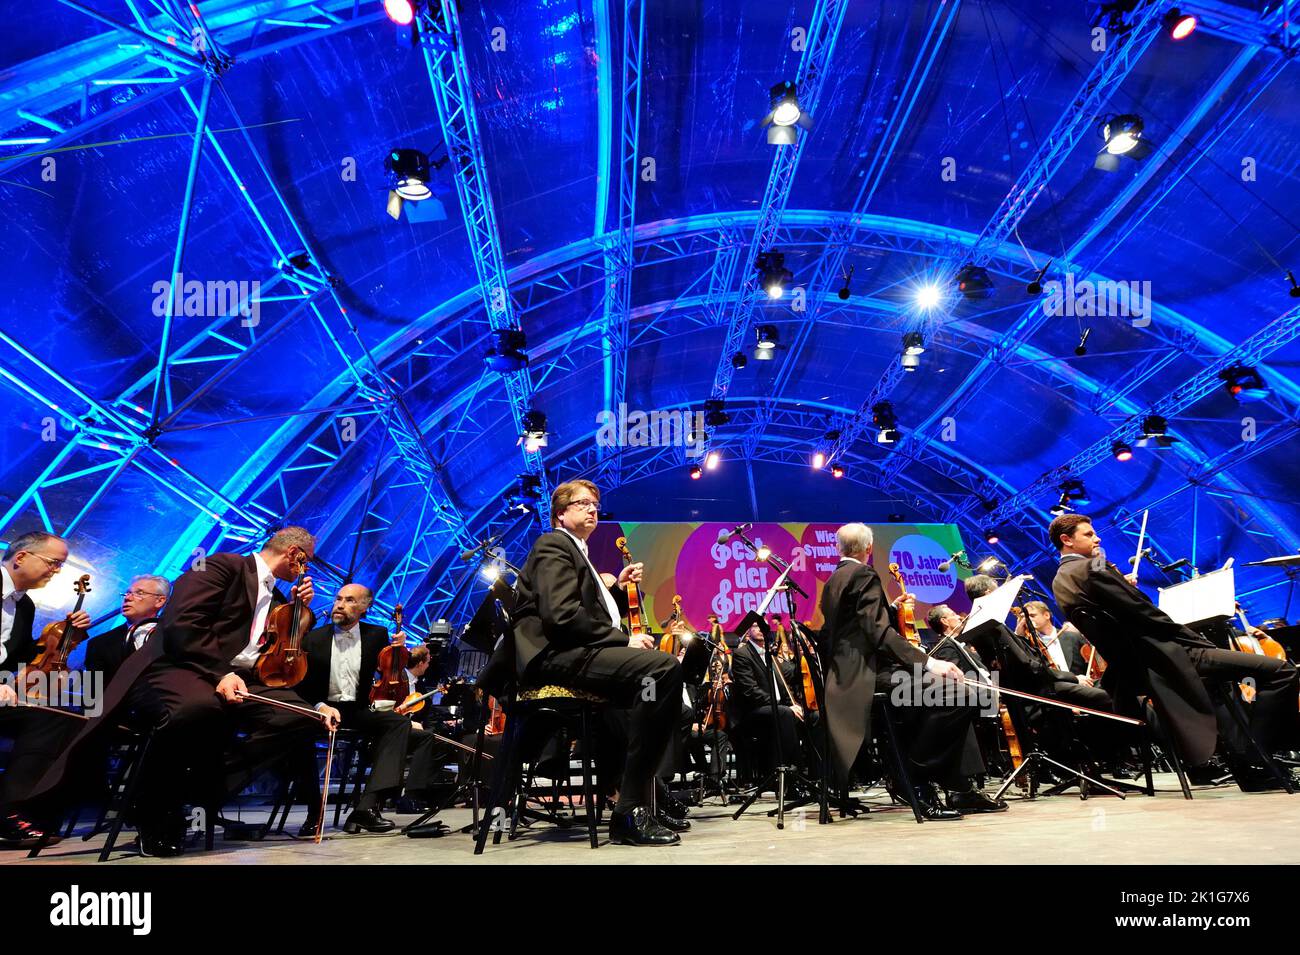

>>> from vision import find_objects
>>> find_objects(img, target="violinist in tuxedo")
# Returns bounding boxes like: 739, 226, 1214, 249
511, 479, 685, 846
83, 576, 169, 682
729, 622, 805, 775
1050, 513, 1299, 790
115, 527, 329, 855
820, 524, 1003, 818
0, 531, 90, 848
1015, 601, 1088, 676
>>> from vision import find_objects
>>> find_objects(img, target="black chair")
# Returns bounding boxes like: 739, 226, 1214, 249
1068, 606, 1206, 800
264, 728, 370, 836
473, 607, 607, 854
868, 692, 929, 823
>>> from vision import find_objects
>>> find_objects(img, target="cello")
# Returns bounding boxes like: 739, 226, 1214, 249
887, 562, 922, 647
369, 603, 411, 706
28, 574, 93, 690
255, 550, 315, 689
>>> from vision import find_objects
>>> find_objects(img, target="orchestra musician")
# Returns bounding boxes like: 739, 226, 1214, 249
510, 479, 686, 846
1050, 513, 1300, 790
820, 523, 1004, 818
114, 527, 331, 855
83, 576, 170, 683
296, 583, 418, 834
729, 621, 809, 779
1015, 601, 1088, 676
0, 531, 91, 848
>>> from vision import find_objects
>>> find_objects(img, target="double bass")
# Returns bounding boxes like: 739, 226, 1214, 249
255, 551, 315, 689
28, 574, 93, 685
369, 603, 411, 705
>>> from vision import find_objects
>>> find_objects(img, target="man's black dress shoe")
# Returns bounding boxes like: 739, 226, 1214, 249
1234, 766, 1297, 793
138, 826, 185, 858
948, 788, 1008, 814
0, 813, 60, 849
609, 806, 680, 845
912, 788, 961, 820
343, 808, 396, 833
296, 816, 323, 838
655, 811, 691, 832
405, 820, 450, 838
656, 787, 690, 822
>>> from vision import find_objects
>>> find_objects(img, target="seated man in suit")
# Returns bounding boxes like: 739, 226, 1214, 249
729, 621, 807, 779
0, 531, 91, 848
511, 479, 685, 846
1016, 601, 1088, 677
1050, 513, 1299, 790
821, 524, 1004, 818
83, 575, 170, 683
297, 582, 419, 834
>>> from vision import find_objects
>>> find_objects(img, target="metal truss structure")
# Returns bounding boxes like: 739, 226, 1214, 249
3, 0, 1299, 634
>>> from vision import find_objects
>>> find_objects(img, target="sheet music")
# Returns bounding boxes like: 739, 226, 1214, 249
1158, 567, 1236, 624
960, 575, 1029, 633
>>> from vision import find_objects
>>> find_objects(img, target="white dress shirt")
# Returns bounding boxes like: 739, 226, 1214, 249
127, 620, 158, 652
559, 528, 621, 628
327, 624, 362, 702
0, 565, 24, 668
231, 552, 276, 669
1036, 625, 1069, 672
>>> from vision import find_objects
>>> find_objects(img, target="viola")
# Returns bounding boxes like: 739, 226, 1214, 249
887, 562, 921, 647
255, 551, 315, 689
657, 594, 683, 655
29, 574, 92, 677
369, 603, 411, 706
614, 536, 647, 639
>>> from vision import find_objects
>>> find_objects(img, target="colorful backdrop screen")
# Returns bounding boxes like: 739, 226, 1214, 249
585, 521, 972, 633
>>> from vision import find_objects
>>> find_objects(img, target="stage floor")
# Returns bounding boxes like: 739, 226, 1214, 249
9, 775, 1299, 865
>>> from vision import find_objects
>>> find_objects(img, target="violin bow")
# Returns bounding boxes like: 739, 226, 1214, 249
953, 676, 1144, 726
1131, 509, 1149, 584
234, 690, 336, 842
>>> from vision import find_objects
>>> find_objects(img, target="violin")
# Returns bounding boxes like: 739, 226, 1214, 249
887, 562, 921, 647
369, 603, 411, 706
1080, 641, 1107, 682
29, 574, 92, 677
255, 551, 315, 689
1231, 602, 1290, 705
657, 594, 684, 655
614, 536, 648, 639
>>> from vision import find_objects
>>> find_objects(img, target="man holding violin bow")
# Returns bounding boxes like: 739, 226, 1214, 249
0, 531, 91, 849
296, 582, 446, 834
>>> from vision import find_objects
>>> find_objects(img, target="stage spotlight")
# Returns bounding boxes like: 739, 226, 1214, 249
705, 450, 721, 471
984, 528, 1000, 545
756, 251, 792, 299
872, 401, 899, 444
976, 556, 1006, 576
1165, 8, 1197, 40
901, 352, 920, 372
1049, 494, 1071, 517
955, 264, 994, 300
756, 325, 778, 349
1096, 115, 1151, 171
1220, 364, 1270, 401
689, 465, 702, 480
837, 266, 854, 301
1287, 270, 1300, 298
916, 283, 942, 310
811, 451, 825, 470
1137, 414, 1177, 450
484, 328, 528, 372
386, 148, 431, 200
902, 331, 925, 355
762, 81, 813, 145
704, 399, 731, 427
831, 464, 844, 479
521, 410, 548, 453
480, 562, 501, 582
1061, 479, 1092, 507
1112, 440, 1133, 462
731, 352, 748, 370
755, 544, 772, 562
384, 0, 416, 26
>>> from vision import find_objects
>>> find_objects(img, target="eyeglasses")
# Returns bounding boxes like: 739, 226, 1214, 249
566, 500, 600, 512
122, 589, 166, 599
24, 552, 66, 571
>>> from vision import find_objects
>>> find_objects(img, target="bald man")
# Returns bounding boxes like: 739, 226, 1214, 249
298, 583, 417, 834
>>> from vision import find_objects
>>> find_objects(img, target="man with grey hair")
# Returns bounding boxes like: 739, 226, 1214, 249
83, 575, 171, 683
820, 523, 1003, 817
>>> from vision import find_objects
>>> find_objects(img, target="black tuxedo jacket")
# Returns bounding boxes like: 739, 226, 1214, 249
1053, 552, 1217, 764
83, 618, 160, 684
297, 621, 390, 707
1055, 627, 1087, 675
510, 530, 630, 676
1, 576, 37, 670
158, 552, 286, 685
819, 559, 928, 780
729, 641, 796, 715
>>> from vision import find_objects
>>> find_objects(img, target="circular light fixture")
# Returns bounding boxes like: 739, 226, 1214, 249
811, 451, 825, 470
1111, 440, 1133, 462
1103, 114, 1144, 155
915, 284, 942, 309
1165, 9, 1197, 40
689, 465, 702, 480
984, 528, 1000, 545
705, 450, 721, 471
383, 0, 415, 26
756, 325, 778, 350
831, 465, 844, 479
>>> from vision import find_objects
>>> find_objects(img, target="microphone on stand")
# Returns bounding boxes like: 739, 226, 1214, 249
716, 522, 753, 545
1127, 548, 1152, 567
458, 533, 503, 562
938, 550, 970, 573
